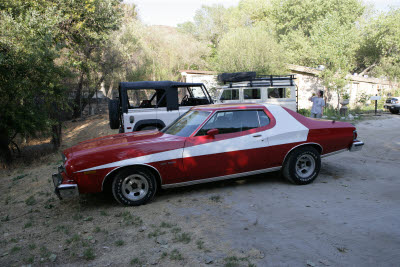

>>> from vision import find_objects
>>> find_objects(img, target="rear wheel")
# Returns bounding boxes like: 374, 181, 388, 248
390, 109, 399, 114
282, 146, 321, 185
112, 167, 157, 206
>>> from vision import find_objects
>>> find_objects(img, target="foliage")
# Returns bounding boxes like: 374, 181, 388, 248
270, 0, 365, 38
178, 4, 228, 47
56, 0, 123, 117
0, 5, 68, 162
355, 8, 400, 80
215, 24, 287, 74
114, 19, 209, 82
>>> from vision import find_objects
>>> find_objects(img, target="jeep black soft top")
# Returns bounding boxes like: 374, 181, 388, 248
108, 81, 213, 132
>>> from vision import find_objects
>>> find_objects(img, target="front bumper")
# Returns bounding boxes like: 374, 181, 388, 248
384, 104, 400, 110
350, 140, 364, 152
52, 165, 79, 200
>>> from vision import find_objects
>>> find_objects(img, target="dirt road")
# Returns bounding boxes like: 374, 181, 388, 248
1, 114, 400, 266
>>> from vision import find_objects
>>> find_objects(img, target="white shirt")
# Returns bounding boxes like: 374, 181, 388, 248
311, 97, 325, 114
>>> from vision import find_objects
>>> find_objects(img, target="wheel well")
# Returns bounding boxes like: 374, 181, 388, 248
137, 123, 163, 131
283, 143, 323, 165
102, 165, 162, 193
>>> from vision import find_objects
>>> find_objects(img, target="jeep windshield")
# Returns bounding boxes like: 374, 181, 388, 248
162, 110, 211, 137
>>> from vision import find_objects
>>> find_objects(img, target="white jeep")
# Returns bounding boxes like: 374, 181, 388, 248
215, 72, 297, 111
108, 81, 213, 132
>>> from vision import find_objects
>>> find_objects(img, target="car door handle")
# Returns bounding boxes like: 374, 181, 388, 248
252, 134, 262, 138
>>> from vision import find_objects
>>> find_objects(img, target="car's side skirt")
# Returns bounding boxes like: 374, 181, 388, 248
321, 148, 348, 158
161, 166, 282, 189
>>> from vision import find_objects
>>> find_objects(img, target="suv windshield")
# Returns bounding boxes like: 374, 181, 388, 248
162, 110, 211, 137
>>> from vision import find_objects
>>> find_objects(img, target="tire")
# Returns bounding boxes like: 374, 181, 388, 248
108, 99, 120, 129
282, 146, 321, 185
112, 167, 157, 206
390, 109, 399, 114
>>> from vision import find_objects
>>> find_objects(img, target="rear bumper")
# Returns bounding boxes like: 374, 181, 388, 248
350, 140, 364, 152
52, 166, 79, 200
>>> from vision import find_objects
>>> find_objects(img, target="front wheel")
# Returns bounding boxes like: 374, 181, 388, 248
112, 167, 157, 206
390, 109, 399, 114
282, 146, 321, 185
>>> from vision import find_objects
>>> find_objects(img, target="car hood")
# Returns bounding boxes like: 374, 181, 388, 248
63, 130, 185, 173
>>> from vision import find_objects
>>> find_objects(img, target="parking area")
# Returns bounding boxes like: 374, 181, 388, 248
1, 114, 399, 266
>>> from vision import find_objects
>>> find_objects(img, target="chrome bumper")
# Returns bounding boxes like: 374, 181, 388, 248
52, 165, 79, 200
350, 141, 364, 152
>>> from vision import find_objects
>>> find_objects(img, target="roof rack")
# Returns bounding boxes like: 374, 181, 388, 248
218, 72, 296, 88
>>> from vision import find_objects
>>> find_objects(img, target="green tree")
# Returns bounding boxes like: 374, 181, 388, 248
355, 8, 400, 81
0, 7, 67, 163
309, 13, 360, 108
215, 24, 287, 74
177, 4, 228, 48
113, 17, 209, 83
57, 0, 123, 118
270, 0, 365, 38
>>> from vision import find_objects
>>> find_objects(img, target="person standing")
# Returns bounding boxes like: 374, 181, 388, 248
309, 90, 325, 118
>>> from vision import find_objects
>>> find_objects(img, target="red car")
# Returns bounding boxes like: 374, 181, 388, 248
53, 104, 364, 206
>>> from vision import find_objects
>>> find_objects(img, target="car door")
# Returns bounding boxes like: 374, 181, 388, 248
182, 109, 273, 181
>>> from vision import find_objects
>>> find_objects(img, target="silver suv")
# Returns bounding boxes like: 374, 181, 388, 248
384, 97, 400, 114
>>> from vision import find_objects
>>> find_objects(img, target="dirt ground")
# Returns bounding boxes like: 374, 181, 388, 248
1, 113, 400, 267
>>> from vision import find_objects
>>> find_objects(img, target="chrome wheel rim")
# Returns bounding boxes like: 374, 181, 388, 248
121, 174, 149, 201
295, 154, 315, 179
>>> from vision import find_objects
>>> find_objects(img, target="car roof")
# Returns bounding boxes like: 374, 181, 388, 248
192, 103, 267, 111
119, 81, 204, 90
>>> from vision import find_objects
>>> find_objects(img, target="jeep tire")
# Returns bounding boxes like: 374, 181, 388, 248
108, 99, 120, 129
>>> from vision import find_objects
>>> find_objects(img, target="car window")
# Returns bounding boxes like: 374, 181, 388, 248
268, 88, 290, 98
220, 89, 239, 100
258, 110, 270, 127
126, 89, 159, 108
243, 88, 261, 99
163, 110, 211, 137
196, 110, 268, 136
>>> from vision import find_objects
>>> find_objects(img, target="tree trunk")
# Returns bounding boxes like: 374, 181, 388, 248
51, 123, 62, 151
73, 72, 84, 118
0, 130, 12, 165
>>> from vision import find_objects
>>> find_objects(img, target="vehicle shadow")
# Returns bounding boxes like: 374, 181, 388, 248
76, 171, 286, 208
157, 171, 286, 199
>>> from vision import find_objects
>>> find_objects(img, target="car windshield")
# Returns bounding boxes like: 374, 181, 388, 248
162, 110, 211, 137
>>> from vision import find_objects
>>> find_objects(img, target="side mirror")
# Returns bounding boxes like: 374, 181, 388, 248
207, 128, 219, 137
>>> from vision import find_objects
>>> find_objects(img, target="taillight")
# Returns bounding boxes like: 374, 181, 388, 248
353, 130, 358, 140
